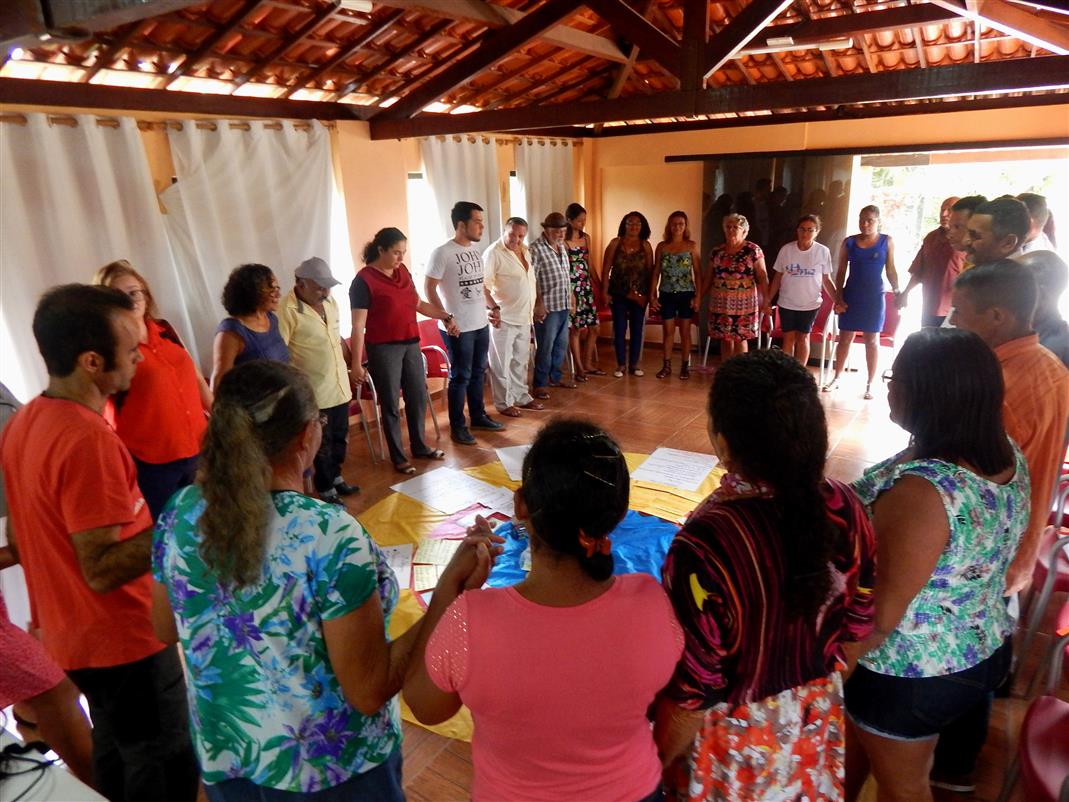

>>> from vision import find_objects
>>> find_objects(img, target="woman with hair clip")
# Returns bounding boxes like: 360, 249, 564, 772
843, 328, 1029, 802
655, 349, 876, 802
405, 418, 683, 802
93, 259, 213, 519
649, 211, 701, 380
151, 361, 498, 802
350, 227, 459, 475
565, 203, 602, 379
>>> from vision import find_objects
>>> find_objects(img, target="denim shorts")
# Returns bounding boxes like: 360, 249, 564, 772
844, 641, 1012, 741
658, 291, 695, 320
779, 306, 820, 333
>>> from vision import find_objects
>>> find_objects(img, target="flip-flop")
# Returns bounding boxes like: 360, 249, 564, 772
551, 381, 579, 389
394, 462, 417, 475
519, 400, 545, 410
533, 389, 551, 400
414, 449, 446, 460
586, 368, 607, 376
499, 407, 522, 417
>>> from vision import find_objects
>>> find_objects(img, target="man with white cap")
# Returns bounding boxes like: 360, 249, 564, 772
278, 257, 359, 504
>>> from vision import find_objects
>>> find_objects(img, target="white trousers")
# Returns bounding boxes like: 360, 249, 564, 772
488, 322, 534, 410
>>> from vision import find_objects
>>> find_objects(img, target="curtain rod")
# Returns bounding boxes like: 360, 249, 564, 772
0, 114, 333, 132
427, 134, 579, 147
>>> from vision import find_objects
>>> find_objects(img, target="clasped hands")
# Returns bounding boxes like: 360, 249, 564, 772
439, 515, 506, 592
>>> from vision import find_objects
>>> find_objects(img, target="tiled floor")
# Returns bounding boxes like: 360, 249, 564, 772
330, 339, 1063, 802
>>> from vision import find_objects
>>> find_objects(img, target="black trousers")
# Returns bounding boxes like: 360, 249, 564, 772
313, 402, 351, 493
68, 644, 199, 802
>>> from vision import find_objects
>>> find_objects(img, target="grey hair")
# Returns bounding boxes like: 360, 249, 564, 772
724, 213, 750, 232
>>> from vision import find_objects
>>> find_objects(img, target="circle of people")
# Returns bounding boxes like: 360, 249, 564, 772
0, 188, 1067, 802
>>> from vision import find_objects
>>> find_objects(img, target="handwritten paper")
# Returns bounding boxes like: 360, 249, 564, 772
495, 444, 531, 482
414, 538, 462, 566
412, 564, 442, 590
631, 448, 719, 493
391, 467, 515, 515
380, 544, 413, 586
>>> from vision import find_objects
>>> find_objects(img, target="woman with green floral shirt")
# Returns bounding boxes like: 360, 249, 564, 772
151, 361, 497, 802
843, 328, 1029, 802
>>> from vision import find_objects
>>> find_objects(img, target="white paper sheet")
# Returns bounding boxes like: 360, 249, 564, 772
380, 544, 413, 585
414, 538, 462, 566
630, 448, 719, 493
495, 444, 532, 482
391, 466, 515, 515
412, 564, 442, 590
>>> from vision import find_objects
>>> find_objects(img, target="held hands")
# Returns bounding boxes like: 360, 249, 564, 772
438, 516, 506, 593
533, 300, 548, 324
833, 300, 848, 314
649, 296, 661, 313
445, 318, 461, 337
488, 307, 502, 328
350, 364, 367, 386
895, 292, 908, 310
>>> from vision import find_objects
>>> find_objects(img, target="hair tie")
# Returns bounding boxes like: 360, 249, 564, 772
578, 530, 612, 559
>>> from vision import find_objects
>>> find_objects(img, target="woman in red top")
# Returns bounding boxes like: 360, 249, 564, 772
350, 228, 459, 475
94, 261, 212, 519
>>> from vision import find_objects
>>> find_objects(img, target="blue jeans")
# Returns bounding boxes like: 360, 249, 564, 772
133, 455, 198, 521
205, 750, 403, 802
611, 295, 647, 369
533, 308, 570, 387
440, 325, 490, 429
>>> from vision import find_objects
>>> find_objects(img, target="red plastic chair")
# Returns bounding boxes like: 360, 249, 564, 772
997, 614, 1069, 802
417, 318, 449, 441
343, 337, 385, 463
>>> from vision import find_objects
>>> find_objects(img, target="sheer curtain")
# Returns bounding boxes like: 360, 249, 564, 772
161, 121, 351, 369
0, 114, 183, 401
515, 139, 575, 228
421, 136, 503, 244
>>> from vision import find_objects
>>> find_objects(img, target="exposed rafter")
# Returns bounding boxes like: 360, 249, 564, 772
372, 0, 628, 62
230, 0, 340, 92
485, 55, 599, 110
367, 36, 478, 107
279, 8, 404, 98
377, 0, 579, 119
81, 21, 145, 84
583, 0, 681, 77
333, 17, 452, 100
448, 49, 562, 109
367, 54, 1069, 138
680, 0, 709, 91
931, 0, 1069, 54
163, 0, 265, 86
703, 0, 795, 82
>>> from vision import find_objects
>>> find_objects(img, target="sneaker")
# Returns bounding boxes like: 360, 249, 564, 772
929, 769, 976, 793
333, 479, 360, 496
470, 416, 505, 431
451, 427, 477, 445
319, 489, 346, 506
613, 366, 625, 378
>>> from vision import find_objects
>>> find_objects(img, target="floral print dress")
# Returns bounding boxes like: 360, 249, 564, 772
708, 241, 763, 341
567, 242, 598, 328
152, 487, 401, 793
850, 444, 1030, 677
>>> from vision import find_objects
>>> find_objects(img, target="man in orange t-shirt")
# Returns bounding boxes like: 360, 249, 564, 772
0, 284, 198, 802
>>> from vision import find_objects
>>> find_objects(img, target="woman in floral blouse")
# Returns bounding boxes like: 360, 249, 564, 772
844, 328, 1029, 802
655, 349, 876, 801
151, 360, 494, 802
707, 213, 769, 362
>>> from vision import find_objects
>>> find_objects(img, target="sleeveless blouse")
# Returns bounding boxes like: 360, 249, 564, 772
659, 250, 696, 294
216, 312, 290, 365
608, 243, 651, 297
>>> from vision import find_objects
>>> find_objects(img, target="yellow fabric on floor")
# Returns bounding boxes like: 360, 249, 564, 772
362, 451, 725, 742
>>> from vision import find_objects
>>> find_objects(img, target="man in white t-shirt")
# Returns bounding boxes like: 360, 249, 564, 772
425, 201, 505, 445
1017, 192, 1057, 255
767, 214, 836, 365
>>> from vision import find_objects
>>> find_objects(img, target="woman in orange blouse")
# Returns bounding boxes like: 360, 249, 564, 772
94, 261, 212, 519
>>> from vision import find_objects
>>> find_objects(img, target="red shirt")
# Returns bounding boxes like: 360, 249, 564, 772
116, 320, 207, 464
350, 264, 421, 345
0, 396, 163, 670
908, 227, 965, 318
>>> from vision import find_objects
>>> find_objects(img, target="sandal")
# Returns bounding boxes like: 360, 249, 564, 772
821, 379, 839, 393
499, 406, 522, 418
574, 372, 588, 382
414, 449, 446, 460
656, 359, 671, 379
586, 368, 606, 376
534, 388, 551, 400
863, 384, 874, 401
680, 361, 690, 380
394, 462, 417, 475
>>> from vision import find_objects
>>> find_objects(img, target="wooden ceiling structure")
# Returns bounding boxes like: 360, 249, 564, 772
1, 0, 1068, 139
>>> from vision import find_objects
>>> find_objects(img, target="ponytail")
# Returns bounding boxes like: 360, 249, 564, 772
363, 227, 407, 265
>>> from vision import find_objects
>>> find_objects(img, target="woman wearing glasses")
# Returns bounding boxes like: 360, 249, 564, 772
93, 260, 212, 519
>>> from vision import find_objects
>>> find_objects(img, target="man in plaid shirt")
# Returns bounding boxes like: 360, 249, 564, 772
530, 212, 574, 399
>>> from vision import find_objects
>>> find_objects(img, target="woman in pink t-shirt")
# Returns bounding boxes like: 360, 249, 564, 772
405, 419, 683, 802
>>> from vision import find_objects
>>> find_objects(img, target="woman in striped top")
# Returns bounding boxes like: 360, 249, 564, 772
655, 349, 876, 802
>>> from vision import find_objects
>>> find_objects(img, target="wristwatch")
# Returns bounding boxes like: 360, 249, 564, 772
444, 313, 454, 323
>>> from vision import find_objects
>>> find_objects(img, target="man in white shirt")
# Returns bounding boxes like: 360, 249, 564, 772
425, 201, 505, 445
484, 217, 541, 417
1017, 192, 1057, 254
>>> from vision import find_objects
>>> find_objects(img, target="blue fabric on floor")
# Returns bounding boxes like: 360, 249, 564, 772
486, 509, 680, 588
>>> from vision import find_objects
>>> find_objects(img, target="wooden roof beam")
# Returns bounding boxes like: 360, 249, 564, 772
164, 0, 266, 86
931, 0, 1069, 54
680, 0, 709, 91
81, 21, 146, 83
332, 17, 452, 100
279, 8, 403, 98
751, 3, 962, 48
367, 54, 1069, 137
377, 0, 579, 119
583, 0, 681, 78
704, 0, 796, 82
373, 0, 628, 63
485, 54, 599, 110
448, 49, 562, 109
230, 0, 340, 92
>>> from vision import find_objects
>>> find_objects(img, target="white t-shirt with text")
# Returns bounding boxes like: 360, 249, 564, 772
772, 241, 833, 311
426, 239, 487, 333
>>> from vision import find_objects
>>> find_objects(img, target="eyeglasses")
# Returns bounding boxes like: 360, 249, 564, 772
125, 288, 148, 299
881, 369, 895, 383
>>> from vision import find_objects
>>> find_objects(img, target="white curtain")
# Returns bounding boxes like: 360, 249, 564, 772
515, 139, 575, 228
0, 114, 185, 401
421, 136, 503, 244
161, 121, 352, 369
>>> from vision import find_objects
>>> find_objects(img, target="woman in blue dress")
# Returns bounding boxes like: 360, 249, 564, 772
823, 205, 899, 399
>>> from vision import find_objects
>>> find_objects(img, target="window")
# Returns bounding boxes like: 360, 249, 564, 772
509, 170, 527, 224
406, 172, 438, 279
